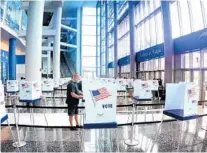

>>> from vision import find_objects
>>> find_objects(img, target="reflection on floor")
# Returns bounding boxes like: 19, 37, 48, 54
1, 116, 207, 152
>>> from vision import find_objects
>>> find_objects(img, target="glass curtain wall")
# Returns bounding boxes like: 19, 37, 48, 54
96, 6, 100, 77
170, 0, 207, 100
170, 0, 207, 39
134, 0, 164, 81
82, 8, 97, 78
100, 2, 106, 77
117, 2, 130, 77
108, 1, 115, 78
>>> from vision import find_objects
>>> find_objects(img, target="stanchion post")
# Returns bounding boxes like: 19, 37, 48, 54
12, 101, 26, 148
124, 102, 139, 146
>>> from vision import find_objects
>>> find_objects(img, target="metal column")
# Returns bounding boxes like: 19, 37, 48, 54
161, 1, 174, 83
96, 5, 99, 77
100, 3, 102, 76
129, 1, 136, 79
105, 2, 109, 77
114, 1, 118, 78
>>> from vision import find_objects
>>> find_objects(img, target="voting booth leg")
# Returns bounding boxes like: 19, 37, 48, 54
12, 105, 26, 148
177, 121, 185, 152
125, 103, 139, 146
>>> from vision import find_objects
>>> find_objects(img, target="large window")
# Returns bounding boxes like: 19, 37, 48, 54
82, 7, 96, 78
170, 0, 207, 38
179, 0, 191, 35
118, 15, 130, 59
138, 57, 165, 81
134, 1, 163, 52
170, 2, 181, 38
190, 0, 204, 31
156, 12, 163, 44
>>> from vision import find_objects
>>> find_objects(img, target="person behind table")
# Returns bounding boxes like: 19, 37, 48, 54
66, 73, 83, 130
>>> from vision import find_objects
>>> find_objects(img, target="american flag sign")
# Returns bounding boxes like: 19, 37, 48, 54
21, 83, 29, 88
91, 87, 111, 102
188, 88, 196, 98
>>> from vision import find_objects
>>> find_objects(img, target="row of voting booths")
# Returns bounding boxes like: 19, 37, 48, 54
5, 78, 71, 101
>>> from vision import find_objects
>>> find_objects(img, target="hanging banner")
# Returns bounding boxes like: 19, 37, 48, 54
83, 80, 117, 128
6, 80, 19, 92
165, 82, 199, 117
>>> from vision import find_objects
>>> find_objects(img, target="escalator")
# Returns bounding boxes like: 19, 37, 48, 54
60, 52, 73, 77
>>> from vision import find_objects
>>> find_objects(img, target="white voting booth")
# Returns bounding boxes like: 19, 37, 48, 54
20, 81, 41, 101
0, 83, 7, 123
83, 80, 117, 128
116, 79, 127, 91
149, 80, 159, 91
42, 79, 53, 92
6, 80, 19, 93
165, 82, 199, 117
133, 80, 152, 99
53, 80, 59, 88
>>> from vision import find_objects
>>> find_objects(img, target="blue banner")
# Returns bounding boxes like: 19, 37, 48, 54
118, 55, 130, 66
174, 28, 207, 55
136, 44, 164, 62
108, 61, 114, 68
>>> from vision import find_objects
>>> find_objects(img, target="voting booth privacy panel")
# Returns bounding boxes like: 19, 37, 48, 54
41, 79, 53, 92
0, 84, 8, 124
83, 80, 117, 128
6, 80, 19, 93
165, 82, 199, 117
19, 81, 41, 101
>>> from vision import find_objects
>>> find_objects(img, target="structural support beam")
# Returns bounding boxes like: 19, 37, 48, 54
96, 5, 99, 77
53, 6, 62, 83
114, 1, 118, 78
61, 24, 77, 32
129, 1, 136, 78
9, 38, 17, 80
76, 8, 82, 75
25, 1, 44, 82
105, 2, 109, 77
60, 42, 77, 49
161, 1, 174, 84
100, 3, 102, 76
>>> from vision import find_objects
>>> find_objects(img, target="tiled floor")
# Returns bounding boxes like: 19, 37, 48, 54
1, 92, 207, 152
1, 116, 207, 152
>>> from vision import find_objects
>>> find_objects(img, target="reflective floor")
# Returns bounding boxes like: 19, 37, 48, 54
1, 90, 207, 152
1, 116, 207, 152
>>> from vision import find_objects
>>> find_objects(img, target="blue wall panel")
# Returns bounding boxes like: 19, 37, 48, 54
174, 28, 207, 54
136, 44, 164, 62
16, 55, 25, 64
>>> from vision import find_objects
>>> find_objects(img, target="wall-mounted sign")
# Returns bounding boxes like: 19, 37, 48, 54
136, 44, 164, 62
